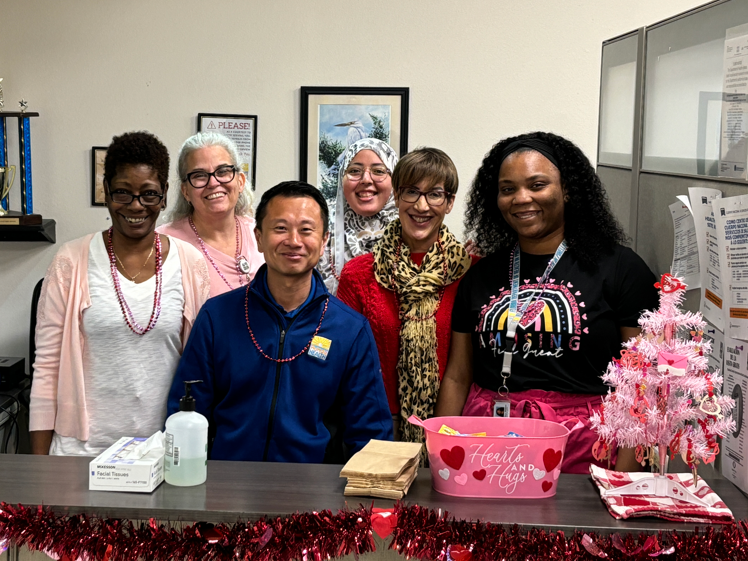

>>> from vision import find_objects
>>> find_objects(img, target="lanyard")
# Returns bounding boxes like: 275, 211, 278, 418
499, 240, 567, 395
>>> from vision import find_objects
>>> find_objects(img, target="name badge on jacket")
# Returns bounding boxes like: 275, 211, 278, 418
308, 336, 332, 360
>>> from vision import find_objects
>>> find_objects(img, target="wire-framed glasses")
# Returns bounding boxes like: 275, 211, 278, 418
399, 187, 451, 207
345, 165, 390, 182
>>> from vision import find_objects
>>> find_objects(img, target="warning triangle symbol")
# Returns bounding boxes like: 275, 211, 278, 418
207, 121, 216, 130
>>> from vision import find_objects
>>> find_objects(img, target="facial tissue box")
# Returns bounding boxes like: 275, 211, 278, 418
89, 432, 165, 492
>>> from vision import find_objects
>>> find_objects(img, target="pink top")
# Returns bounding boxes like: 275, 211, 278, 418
157, 215, 264, 297
30, 233, 211, 441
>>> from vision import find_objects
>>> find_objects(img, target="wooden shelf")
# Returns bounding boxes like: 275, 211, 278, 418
0, 218, 56, 242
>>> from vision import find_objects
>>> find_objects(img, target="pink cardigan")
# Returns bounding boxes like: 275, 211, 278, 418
29, 233, 211, 441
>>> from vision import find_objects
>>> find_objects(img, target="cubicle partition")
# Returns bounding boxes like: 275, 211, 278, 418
597, 0, 748, 293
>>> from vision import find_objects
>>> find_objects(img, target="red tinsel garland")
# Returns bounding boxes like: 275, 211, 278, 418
2, 502, 748, 561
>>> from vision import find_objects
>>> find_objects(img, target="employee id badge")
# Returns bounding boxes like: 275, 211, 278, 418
493, 400, 511, 417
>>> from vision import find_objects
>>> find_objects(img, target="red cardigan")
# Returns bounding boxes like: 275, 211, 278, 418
337, 252, 479, 415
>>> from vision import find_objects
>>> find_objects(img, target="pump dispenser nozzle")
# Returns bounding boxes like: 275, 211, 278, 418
179, 380, 202, 412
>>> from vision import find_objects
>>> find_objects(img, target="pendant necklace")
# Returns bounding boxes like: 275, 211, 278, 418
106, 227, 163, 335
189, 215, 251, 290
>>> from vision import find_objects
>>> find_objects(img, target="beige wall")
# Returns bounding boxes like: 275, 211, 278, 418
0, 0, 706, 360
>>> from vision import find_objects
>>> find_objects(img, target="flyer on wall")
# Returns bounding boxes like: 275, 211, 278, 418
721, 336, 747, 493
669, 200, 700, 289
714, 194, 748, 341
720, 26, 748, 179
689, 187, 724, 330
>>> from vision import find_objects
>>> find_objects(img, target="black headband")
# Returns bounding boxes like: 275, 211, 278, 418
497, 139, 560, 170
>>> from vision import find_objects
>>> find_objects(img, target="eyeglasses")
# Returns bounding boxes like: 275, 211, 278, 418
344, 165, 390, 183
399, 187, 451, 207
184, 165, 238, 189
108, 189, 164, 206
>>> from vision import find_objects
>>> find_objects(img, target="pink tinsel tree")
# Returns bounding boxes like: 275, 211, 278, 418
590, 274, 735, 478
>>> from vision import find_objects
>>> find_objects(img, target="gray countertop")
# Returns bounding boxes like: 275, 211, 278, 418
1, 454, 746, 534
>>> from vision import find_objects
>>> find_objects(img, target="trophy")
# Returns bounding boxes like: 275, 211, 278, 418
0, 80, 42, 226
0, 165, 15, 216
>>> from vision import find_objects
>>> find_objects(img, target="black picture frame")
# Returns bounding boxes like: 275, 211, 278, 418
299, 87, 409, 191
91, 146, 107, 207
197, 113, 258, 190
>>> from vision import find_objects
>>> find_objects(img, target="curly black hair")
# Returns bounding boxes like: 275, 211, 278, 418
464, 131, 627, 270
104, 131, 170, 189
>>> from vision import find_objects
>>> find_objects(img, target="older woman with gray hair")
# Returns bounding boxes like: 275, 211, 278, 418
317, 138, 399, 294
158, 132, 263, 296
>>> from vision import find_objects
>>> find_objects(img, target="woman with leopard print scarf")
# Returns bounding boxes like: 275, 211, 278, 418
337, 148, 475, 462
317, 138, 399, 295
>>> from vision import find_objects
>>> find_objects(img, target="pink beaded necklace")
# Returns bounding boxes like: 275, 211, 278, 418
106, 227, 162, 335
244, 284, 329, 363
189, 215, 251, 290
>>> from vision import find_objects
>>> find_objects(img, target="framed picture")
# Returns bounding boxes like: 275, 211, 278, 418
197, 113, 258, 189
300, 86, 409, 202
91, 146, 107, 206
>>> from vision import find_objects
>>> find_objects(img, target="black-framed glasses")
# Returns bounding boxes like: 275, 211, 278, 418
344, 165, 390, 183
108, 189, 164, 206
399, 187, 451, 207
184, 165, 238, 189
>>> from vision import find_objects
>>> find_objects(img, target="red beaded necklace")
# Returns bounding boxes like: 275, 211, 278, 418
390, 237, 447, 322
244, 284, 329, 363
189, 215, 251, 290
105, 227, 163, 335
327, 244, 341, 281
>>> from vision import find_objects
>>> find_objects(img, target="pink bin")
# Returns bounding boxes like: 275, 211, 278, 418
409, 415, 579, 499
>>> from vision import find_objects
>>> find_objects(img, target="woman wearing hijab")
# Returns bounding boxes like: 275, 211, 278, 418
317, 138, 398, 294
337, 148, 476, 454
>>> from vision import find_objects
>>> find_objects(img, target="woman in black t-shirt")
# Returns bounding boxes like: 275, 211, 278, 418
434, 132, 658, 473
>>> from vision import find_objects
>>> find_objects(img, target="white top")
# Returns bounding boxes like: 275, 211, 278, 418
49, 234, 184, 456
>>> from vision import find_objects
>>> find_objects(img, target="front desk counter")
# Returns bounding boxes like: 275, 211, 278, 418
1, 455, 748, 559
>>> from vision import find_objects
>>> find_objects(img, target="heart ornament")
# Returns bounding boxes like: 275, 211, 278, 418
699, 395, 722, 418
447, 545, 473, 561
592, 439, 610, 462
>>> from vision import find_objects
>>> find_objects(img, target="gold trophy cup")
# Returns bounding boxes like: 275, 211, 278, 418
0, 165, 16, 217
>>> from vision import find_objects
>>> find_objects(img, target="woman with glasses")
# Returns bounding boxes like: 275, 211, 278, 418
434, 132, 657, 473
317, 138, 399, 294
337, 148, 475, 452
30, 131, 210, 455
158, 132, 263, 296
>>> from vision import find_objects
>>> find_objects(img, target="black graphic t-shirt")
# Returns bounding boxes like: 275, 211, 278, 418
452, 245, 658, 395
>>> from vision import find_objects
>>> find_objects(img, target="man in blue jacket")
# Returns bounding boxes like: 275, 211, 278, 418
167, 181, 393, 462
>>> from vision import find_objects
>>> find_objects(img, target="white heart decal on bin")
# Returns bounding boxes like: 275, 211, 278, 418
533, 468, 546, 480
553, 468, 561, 480
439, 468, 450, 480
454, 473, 468, 485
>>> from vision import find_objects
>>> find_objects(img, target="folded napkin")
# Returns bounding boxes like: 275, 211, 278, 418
340, 440, 423, 480
590, 465, 734, 524
341, 440, 422, 499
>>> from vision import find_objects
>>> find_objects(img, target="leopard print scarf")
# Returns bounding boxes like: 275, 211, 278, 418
373, 220, 472, 461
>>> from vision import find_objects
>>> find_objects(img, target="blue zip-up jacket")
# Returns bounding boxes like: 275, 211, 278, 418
167, 265, 393, 462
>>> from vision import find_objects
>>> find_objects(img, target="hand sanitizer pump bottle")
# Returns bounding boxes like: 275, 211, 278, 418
165, 380, 208, 486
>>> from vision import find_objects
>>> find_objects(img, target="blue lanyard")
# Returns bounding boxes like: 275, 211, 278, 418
499, 241, 567, 394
